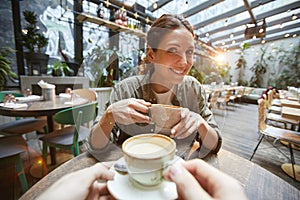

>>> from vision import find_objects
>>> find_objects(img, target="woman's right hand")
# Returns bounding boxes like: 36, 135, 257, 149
108, 98, 152, 125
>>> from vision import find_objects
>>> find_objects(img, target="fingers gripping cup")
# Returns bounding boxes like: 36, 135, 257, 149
122, 134, 176, 187
150, 104, 182, 133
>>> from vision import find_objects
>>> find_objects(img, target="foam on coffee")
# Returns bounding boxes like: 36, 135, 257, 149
126, 142, 168, 157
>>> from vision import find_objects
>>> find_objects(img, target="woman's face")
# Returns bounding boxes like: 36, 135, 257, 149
150, 27, 195, 86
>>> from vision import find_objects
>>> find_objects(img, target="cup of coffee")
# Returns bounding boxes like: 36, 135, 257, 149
150, 104, 182, 133
122, 134, 176, 187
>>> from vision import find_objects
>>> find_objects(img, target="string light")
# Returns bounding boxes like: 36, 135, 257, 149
134, 12, 139, 19
145, 17, 150, 24
285, 33, 290, 38
259, 28, 264, 33
261, 39, 265, 44
205, 32, 209, 37
104, 0, 110, 7
153, 2, 158, 10
292, 34, 297, 37
252, 35, 256, 39
230, 33, 234, 38
291, 14, 297, 20
232, 40, 235, 44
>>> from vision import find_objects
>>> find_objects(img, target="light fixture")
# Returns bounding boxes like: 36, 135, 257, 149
293, 34, 297, 38
232, 40, 235, 44
145, 17, 150, 24
134, 12, 139, 19
261, 39, 265, 44
222, 41, 225, 45
224, 19, 228, 27
205, 32, 209, 37
252, 35, 256, 39
285, 33, 290, 38
153, 2, 158, 10
259, 28, 264, 33
280, 24, 284, 29
230, 33, 234, 38
104, 0, 110, 7
121, 6, 126, 12
292, 14, 297, 20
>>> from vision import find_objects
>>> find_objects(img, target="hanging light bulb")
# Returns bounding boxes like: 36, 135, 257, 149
134, 12, 139, 19
153, 2, 158, 10
222, 41, 225, 45
224, 19, 228, 27
230, 33, 234, 38
261, 39, 265, 44
280, 24, 284, 29
293, 34, 297, 38
205, 32, 209, 37
285, 33, 290, 38
104, 0, 110, 7
252, 35, 256, 39
232, 40, 235, 44
145, 17, 150, 24
291, 14, 297, 20
259, 28, 264, 33
121, 6, 126, 12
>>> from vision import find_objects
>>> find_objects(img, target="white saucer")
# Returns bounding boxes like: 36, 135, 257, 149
107, 158, 178, 200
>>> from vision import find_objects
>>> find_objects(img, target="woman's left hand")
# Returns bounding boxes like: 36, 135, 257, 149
170, 108, 204, 139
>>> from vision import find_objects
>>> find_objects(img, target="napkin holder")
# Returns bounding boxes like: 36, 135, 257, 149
42, 87, 55, 101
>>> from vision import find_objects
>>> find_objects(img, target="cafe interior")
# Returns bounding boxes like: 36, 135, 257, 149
0, 0, 300, 199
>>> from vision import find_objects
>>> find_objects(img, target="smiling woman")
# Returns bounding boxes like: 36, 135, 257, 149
88, 14, 222, 162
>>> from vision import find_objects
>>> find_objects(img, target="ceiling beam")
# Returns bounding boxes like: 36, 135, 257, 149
210, 13, 300, 43
225, 30, 300, 50
214, 23, 299, 47
147, 0, 173, 12
198, 1, 300, 37
180, 0, 224, 18
194, 0, 274, 29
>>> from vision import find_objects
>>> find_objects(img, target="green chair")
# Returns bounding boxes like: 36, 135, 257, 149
0, 136, 28, 193
0, 91, 48, 136
39, 101, 97, 164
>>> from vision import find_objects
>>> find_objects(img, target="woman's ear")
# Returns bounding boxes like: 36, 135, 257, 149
147, 47, 155, 62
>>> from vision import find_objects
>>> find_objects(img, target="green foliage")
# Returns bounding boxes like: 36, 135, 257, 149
249, 47, 269, 87
273, 45, 300, 89
84, 45, 134, 87
50, 61, 74, 76
22, 10, 48, 53
0, 47, 18, 90
188, 66, 205, 83
235, 43, 250, 85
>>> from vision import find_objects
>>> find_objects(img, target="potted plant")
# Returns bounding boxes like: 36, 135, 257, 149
0, 47, 18, 90
50, 61, 74, 76
22, 10, 49, 76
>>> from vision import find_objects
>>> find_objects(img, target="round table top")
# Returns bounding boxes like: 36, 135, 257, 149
20, 149, 300, 200
0, 96, 88, 117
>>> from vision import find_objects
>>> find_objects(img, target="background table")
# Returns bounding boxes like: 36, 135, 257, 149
20, 149, 300, 200
0, 96, 88, 164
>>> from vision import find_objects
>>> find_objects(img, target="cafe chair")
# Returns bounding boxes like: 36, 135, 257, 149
39, 101, 97, 165
250, 99, 300, 179
208, 91, 220, 109
0, 91, 48, 137
0, 136, 28, 193
267, 90, 281, 114
217, 89, 233, 110
73, 89, 97, 102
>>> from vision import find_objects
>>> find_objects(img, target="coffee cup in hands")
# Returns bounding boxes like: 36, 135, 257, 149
150, 104, 181, 133
122, 134, 176, 187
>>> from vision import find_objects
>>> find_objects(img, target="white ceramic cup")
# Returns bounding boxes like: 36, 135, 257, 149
122, 134, 176, 187
150, 104, 182, 133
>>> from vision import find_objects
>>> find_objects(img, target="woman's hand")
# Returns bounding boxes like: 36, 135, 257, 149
37, 163, 115, 200
109, 98, 152, 125
164, 159, 248, 200
170, 108, 204, 139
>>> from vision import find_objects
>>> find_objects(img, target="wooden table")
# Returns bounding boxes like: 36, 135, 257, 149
280, 99, 300, 109
20, 149, 300, 200
282, 107, 300, 121
0, 96, 88, 164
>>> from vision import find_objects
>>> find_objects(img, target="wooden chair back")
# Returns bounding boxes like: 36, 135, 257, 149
257, 98, 267, 131
73, 89, 97, 102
